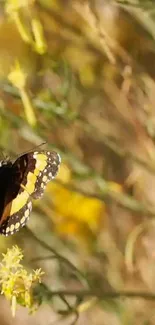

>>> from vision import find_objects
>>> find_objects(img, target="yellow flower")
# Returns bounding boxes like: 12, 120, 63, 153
0, 246, 44, 316
45, 164, 105, 246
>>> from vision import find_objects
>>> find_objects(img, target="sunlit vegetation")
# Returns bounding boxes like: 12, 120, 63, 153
0, 0, 155, 324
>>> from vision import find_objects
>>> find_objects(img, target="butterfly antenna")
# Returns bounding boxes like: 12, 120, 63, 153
15, 142, 47, 159
26, 142, 47, 153
0, 149, 10, 161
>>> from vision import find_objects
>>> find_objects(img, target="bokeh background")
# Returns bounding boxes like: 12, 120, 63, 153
1, 0, 155, 324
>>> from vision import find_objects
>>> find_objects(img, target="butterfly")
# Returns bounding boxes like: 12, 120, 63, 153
0, 150, 61, 236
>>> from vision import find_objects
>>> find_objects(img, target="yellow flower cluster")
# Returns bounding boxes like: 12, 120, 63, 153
0, 246, 44, 316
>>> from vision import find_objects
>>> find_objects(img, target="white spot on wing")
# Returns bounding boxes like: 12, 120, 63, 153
57, 153, 61, 164
25, 209, 29, 218
41, 183, 45, 189
43, 175, 47, 182
28, 201, 32, 210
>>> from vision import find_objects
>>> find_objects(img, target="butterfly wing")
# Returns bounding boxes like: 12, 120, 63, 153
29, 151, 61, 199
0, 156, 30, 236
0, 151, 61, 236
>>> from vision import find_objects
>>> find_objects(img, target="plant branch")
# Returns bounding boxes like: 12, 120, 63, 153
78, 116, 155, 175
26, 227, 88, 286
36, 283, 155, 301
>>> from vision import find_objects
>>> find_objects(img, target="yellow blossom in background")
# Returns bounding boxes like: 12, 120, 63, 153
8, 61, 36, 126
8, 61, 27, 89
108, 182, 123, 193
50, 185, 104, 231
45, 163, 105, 247
36, 163, 123, 247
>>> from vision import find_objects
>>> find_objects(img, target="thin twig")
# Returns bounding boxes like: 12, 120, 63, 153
26, 227, 88, 285
36, 283, 155, 301
115, 0, 154, 9
31, 255, 58, 262
2, 82, 155, 176
78, 116, 155, 175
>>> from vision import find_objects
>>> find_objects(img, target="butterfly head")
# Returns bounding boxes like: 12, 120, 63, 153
0, 156, 12, 167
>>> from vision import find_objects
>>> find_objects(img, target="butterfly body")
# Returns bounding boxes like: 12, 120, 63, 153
0, 151, 61, 236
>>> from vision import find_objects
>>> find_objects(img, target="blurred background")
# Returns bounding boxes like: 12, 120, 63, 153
1, 0, 155, 324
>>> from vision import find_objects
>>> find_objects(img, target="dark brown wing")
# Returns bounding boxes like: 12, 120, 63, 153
0, 151, 61, 236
